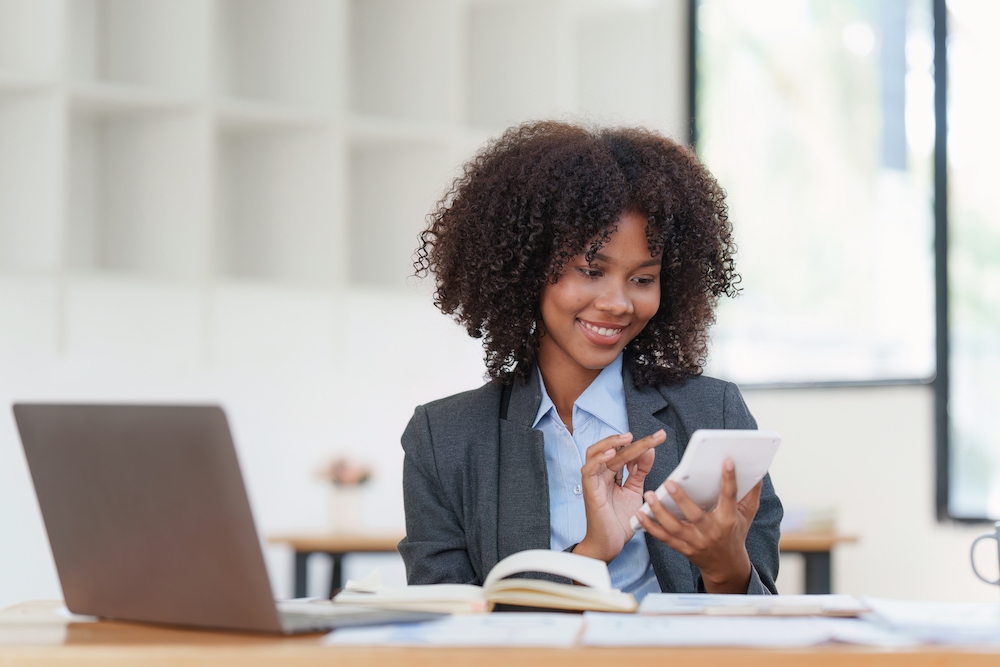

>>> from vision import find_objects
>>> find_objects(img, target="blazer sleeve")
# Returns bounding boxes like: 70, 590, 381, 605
723, 381, 783, 595
396, 405, 478, 585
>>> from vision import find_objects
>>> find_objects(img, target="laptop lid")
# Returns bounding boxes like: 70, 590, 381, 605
13, 404, 283, 633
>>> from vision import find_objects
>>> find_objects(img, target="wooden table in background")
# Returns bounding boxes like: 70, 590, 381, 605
2, 600, 997, 667
779, 532, 858, 595
268, 533, 403, 598
270, 531, 857, 598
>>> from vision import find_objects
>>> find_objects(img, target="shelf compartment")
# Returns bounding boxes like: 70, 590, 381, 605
215, 126, 342, 284
348, 143, 456, 289
0, 0, 62, 78
67, 105, 211, 278
0, 92, 63, 273
68, 0, 211, 93
215, 0, 342, 108
468, 0, 564, 130
575, 0, 686, 134
349, 0, 460, 124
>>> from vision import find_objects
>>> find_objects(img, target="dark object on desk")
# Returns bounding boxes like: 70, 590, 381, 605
13, 403, 443, 634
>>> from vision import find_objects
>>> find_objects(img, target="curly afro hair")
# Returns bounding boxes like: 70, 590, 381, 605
414, 121, 739, 388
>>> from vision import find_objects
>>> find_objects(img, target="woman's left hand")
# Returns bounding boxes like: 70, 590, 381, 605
635, 458, 760, 593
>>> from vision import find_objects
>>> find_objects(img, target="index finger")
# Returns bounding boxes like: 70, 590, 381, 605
607, 429, 665, 473
584, 432, 632, 463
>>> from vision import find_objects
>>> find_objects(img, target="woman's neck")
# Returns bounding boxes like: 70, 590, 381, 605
536, 353, 603, 435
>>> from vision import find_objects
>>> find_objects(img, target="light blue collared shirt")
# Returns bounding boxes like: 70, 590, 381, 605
533, 354, 661, 600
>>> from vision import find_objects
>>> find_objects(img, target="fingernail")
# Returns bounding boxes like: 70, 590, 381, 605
619, 432, 631, 440
666, 481, 678, 493
724, 459, 735, 472
644, 491, 655, 501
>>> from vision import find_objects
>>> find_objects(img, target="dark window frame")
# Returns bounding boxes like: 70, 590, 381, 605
687, 0, 969, 523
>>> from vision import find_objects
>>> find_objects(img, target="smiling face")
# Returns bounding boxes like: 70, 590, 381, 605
536, 211, 662, 385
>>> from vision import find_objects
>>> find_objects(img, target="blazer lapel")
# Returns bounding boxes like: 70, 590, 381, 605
496, 371, 550, 563
623, 364, 699, 593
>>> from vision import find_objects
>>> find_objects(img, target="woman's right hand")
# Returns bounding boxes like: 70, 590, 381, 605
572, 429, 665, 563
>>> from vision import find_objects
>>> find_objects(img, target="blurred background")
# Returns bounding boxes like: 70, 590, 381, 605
1, 0, 998, 606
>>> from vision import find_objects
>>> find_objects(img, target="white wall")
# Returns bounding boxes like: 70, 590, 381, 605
0, 281, 487, 606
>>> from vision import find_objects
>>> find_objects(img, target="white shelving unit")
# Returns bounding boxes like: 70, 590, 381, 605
0, 0, 689, 606
0, 0, 687, 342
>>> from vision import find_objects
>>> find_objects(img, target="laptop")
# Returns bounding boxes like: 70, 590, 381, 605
13, 403, 440, 634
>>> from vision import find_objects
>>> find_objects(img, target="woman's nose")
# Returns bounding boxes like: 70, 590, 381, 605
594, 281, 633, 315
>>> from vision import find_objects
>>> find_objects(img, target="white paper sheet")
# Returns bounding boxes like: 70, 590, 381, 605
862, 596, 1000, 645
581, 612, 912, 647
323, 612, 584, 647
639, 593, 867, 616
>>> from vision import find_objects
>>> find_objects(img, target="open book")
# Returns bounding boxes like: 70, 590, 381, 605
333, 549, 638, 614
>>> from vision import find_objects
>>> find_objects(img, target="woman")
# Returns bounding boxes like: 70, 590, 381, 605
399, 122, 781, 597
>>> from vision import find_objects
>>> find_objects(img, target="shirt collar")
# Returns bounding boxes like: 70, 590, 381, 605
532, 353, 628, 433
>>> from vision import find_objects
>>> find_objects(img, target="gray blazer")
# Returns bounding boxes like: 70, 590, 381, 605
398, 363, 782, 594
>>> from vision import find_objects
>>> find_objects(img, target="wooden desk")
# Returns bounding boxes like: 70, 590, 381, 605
270, 532, 857, 597
780, 532, 858, 595
2, 601, 998, 666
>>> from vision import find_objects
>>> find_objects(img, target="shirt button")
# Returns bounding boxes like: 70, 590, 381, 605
573, 484, 582, 496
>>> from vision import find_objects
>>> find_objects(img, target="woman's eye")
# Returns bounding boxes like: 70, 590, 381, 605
634, 276, 656, 285
577, 267, 602, 278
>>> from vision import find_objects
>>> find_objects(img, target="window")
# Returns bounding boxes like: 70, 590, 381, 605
694, 0, 936, 385
695, 0, 1000, 521
945, 0, 1000, 520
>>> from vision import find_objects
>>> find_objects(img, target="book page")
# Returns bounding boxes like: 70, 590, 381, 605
482, 549, 612, 592
487, 578, 637, 612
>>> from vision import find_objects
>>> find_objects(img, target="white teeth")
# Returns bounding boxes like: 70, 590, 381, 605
582, 322, 622, 337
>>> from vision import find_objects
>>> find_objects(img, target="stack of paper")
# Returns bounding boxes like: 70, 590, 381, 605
324, 611, 910, 649
322, 595, 1000, 649
863, 597, 1000, 646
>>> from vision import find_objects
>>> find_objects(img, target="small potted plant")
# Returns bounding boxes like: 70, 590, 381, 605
318, 457, 373, 533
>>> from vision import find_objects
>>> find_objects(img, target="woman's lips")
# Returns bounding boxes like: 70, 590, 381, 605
578, 319, 625, 346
